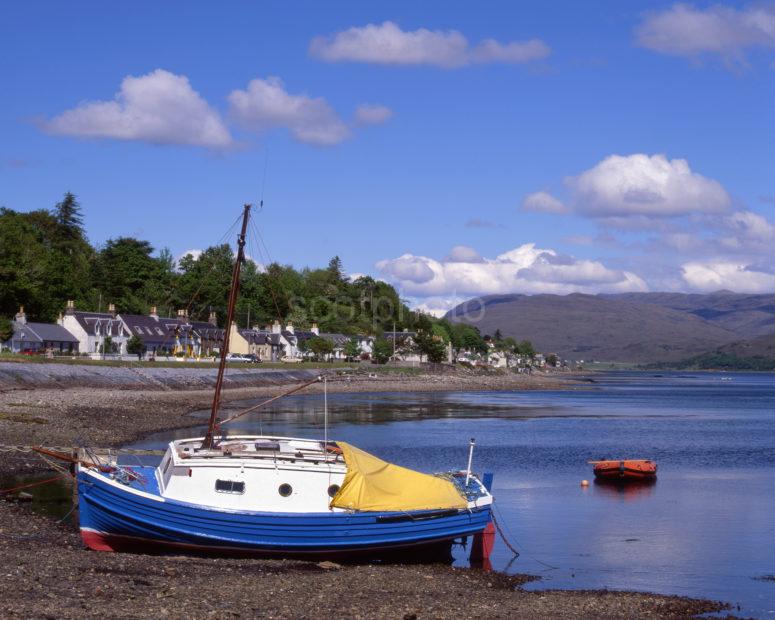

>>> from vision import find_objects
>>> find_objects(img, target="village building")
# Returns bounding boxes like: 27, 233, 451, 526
229, 322, 284, 361
189, 311, 225, 357
59, 300, 129, 355
118, 307, 200, 357
3, 306, 80, 354
383, 329, 422, 363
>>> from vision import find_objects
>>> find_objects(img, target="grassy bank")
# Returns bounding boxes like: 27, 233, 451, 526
0, 352, 358, 370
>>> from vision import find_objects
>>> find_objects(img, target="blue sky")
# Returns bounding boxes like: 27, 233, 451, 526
2, 1, 774, 313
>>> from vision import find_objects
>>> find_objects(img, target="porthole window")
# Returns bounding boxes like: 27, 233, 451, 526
327, 484, 340, 498
278, 483, 293, 497
215, 479, 245, 494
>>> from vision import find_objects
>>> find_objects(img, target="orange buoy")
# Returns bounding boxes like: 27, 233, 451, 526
580, 479, 589, 487
588, 459, 657, 481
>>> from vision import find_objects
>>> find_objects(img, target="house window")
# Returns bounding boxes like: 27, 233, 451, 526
135, 327, 143, 334
156, 328, 163, 335
215, 479, 245, 494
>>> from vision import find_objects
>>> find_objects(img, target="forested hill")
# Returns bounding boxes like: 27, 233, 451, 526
0, 193, 414, 335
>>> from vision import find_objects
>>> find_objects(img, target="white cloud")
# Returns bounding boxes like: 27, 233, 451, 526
636, 3, 775, 62
310, 21, 550, 67
521, 191, 569, 214
444, 245, 483, 263
470, 38, 552, 64
682, 261, 775, 293
44, 69, 232, 148
354, 104, 394, 125
377, 243, 647, 297
411, 297, 465, 317
228, 77, 351, 146
568, 153, 730, 218
723, 210, 775, 241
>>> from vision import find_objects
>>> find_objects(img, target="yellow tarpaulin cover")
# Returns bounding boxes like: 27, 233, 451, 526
330, 442, 467, 512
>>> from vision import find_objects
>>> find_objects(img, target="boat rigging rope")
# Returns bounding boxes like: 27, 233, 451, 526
216, 375, 322, 430
0, 474, 70, 496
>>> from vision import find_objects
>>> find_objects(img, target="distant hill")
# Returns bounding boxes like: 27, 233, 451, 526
661, 334, 775, 371
604, 292, 775, 338
445, 293, 749, 363
718, 333, 775, 357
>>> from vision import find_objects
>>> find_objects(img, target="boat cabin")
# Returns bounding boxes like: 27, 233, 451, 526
157, 436, 348, 513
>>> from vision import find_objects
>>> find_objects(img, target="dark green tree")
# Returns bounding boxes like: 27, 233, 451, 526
99, 335, 114, 354
53, 192, 84, 240
517, 340, 536, 358
94, 237, 168, 314
373, 338, 392, 364
307, 336, 334, 361
0, 208, 49, 318
126, 334, 145, 359
45, 193, 94, 318
175, 245, 234, 322
344, 337, 360, 360
0, 316, 13, 343
415, 331, 446, 363
327, 255, 344, 283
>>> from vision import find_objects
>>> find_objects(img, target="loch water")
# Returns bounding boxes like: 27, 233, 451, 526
127, 371, 774, 617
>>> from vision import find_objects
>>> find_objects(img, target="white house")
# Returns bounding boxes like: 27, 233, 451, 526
59, 300, 129, 355
4, 306, 79, 354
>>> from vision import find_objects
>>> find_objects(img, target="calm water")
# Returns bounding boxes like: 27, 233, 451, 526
125, 372, 775, 616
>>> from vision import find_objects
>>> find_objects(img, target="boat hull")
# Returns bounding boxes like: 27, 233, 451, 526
592, 459, 657, 481
77, 469, 491, 558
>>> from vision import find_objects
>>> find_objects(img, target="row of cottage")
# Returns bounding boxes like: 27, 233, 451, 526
3, 302, 379, 362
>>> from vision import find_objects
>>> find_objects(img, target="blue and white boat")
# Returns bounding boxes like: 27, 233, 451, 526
76, 203, 494, 558
77, 435, 493, 557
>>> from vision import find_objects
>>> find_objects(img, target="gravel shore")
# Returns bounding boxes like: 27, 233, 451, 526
0, 365, 577, 473
0, 365, 733, 618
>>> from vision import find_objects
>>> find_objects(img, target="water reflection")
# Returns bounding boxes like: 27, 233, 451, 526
592, 478, 657, 501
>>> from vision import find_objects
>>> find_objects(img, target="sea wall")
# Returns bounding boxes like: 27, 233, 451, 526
0, 361, 320, 391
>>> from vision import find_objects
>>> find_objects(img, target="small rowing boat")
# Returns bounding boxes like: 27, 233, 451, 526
589, 459, 657, 481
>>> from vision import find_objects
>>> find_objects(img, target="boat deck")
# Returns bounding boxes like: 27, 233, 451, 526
111, 465, 161, 496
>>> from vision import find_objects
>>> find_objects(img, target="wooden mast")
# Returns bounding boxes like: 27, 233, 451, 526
202, 203, 251, 449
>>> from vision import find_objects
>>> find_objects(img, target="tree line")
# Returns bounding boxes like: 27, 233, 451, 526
0, 193, 501, 359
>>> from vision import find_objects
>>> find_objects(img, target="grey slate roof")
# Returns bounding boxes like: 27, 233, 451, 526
190, 321, 225, 341
238, 329, 283, 347
70, 311, 127, 337
118, 314, 182, 347
11, 321, 79, 344
383, 331, 416, 341
294, 330, 317, 343
320, 333, 351, 346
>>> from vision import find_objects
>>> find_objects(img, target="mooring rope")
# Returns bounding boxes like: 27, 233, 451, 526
492, 503, 559, 570
491, 509, 520, 557
0, 474, 70, 495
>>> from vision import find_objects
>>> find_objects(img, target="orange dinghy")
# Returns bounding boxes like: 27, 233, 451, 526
589, 459, 657, 481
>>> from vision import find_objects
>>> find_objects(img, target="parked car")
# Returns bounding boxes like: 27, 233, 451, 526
225, 353, 252, 363
281, 356, 302, 363
243, 354, 262, 364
